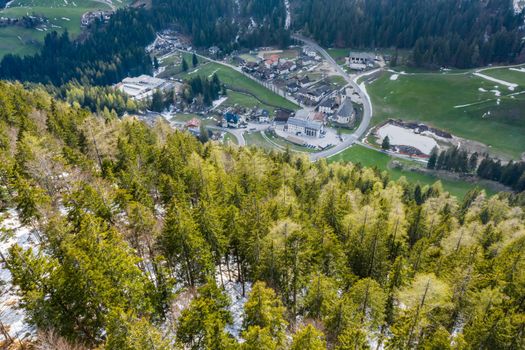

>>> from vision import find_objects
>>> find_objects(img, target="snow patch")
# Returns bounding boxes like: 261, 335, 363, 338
478, 87, 487, 92
390, 74, 399, 81
473, 72, 518, 90
510, 67, 525, 73
491, 90, 501, 97
377, 124, 438, 155
1, 209, 37, 342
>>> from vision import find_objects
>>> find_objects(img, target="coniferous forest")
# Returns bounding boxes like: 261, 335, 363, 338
1, 0, 524, 87
293, 0, 525, 68
1, 82, 524, 349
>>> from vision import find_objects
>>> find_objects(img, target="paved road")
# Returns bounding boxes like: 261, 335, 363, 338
292, 34, 377, 161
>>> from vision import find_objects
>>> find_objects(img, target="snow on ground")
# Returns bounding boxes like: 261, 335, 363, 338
61, 17, 70, 21
223, 280, 251, 340
208, 68, 220, 78
188, 68, 199, 75
390, 74, 399, 81
474, 72, 517, 90
210, 96, 228, 111
284, 0, 291, 30
478, 87, 487, 92
491, 90, 501, 97
153, 66, 166, 77
377, 124, 438, 155
510, 67, 525, 73
514, 0, 525, 14
1, 209, 37, 342
216, 265, 251, 340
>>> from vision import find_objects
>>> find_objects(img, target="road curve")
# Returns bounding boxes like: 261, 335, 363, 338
291, 34, 375, 161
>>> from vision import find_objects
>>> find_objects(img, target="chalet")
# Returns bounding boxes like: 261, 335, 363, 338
299, 76, 310, 87
252, 109, 270, 123
286, 117, 323, 137
275, 109, 292, 123
287, 82, 300, 93
348, 52, 376, 70
278, 61, 296, 74
318, 98, 337, 115
185, 118, 201, 128
224, 112, 240, 128
209, 46, 221, 56
303, 46, 317, 58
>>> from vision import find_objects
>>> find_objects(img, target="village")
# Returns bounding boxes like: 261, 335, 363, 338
114, 30, 387, 152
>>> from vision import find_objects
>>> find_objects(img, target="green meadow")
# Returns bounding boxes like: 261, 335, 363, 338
328, 145, 497, 199
0, 0, 131, 57
366, 70, 525, 159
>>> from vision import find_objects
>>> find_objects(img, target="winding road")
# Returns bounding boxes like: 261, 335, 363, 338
291, 34, 376, 161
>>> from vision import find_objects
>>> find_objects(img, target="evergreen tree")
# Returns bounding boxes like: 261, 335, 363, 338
182, 58, 189, 72
382, 136, 390, 150
192, 53, 199, 67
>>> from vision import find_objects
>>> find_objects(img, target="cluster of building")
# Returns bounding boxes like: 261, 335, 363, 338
347, 52, 379, 70
116, 75, 174, 101
239, 46, 321, 84
80, 10, 113, 28
146, 30, 193, 56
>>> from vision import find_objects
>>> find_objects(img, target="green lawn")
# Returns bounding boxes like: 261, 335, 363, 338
245, 131, 277, 151
367, 70, 525, 159
481, 65, 525, 87
223, 132, 238, 145
222, 91, 277, 113
0, 0, 120, 57
328, 145, 497, 199
180, 62, 299, 111
265, 132, 319, 153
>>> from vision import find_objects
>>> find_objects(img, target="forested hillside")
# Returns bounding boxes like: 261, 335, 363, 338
0, 0, 289, 86
293, 0, 525, 68
1, 82, 524, 349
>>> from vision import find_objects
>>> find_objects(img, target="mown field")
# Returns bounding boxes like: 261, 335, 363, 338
366, 69, 525, 159
481, 65, 525, 87
221, 91, 277, 113
0, 0, 127, 57
328, 145, 497, 199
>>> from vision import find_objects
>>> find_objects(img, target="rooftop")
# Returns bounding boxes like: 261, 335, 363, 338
288, 116, 323, 131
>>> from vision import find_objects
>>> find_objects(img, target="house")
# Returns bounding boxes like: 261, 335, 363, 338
278, 61, 296, 74
332, 99, 355, 125
209, 46, 221, 56
303, 46, 317, 58
348, 52, 376, 70
304, 85, 331, 103
287, 82, 300, 93
186, 118, 201, 128
275, 109, 292, 123
299, 76, 310, 87
224, 112, 240, 128
318, 98, 337, 115
286, 117, 323, 137
253, 109, 270, 123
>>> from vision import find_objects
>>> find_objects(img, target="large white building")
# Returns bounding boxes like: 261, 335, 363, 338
286, 117, 323, 137
117, 75, 172, 101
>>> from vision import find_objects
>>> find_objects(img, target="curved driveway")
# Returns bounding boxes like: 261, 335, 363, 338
291, 34, 376, 161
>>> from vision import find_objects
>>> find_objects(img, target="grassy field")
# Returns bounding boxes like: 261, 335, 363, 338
0, 0, 122, 57
244, 131, 276, 151
222, 91, 277, 113
481, 65, 525, 87
223, 132, 238, 145
366, 70, 525, 159
328, 145, 497, 199
180, 61, 299, 111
